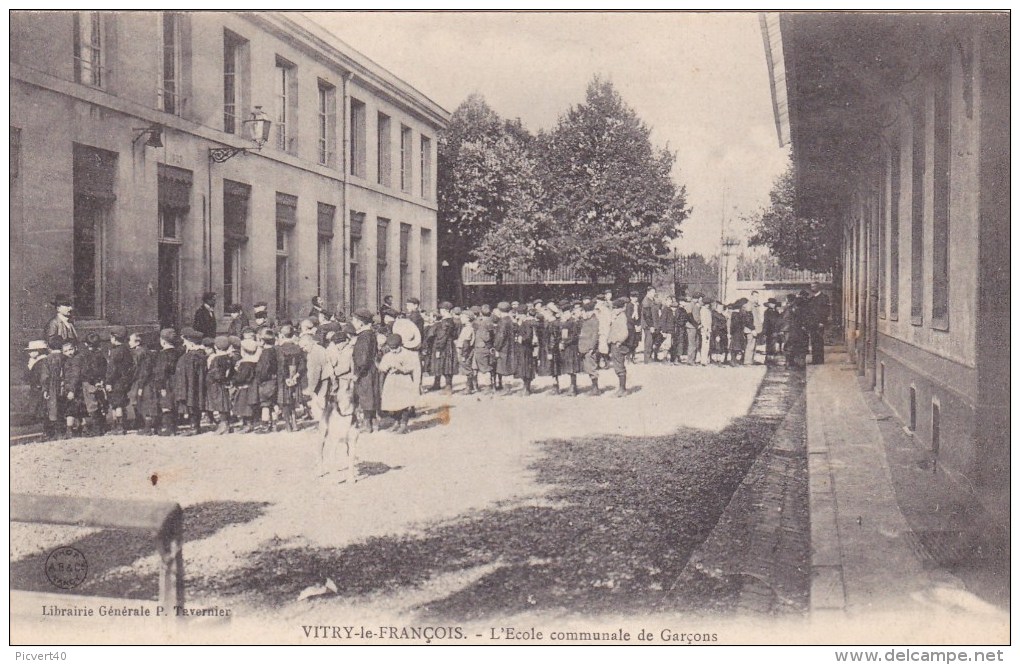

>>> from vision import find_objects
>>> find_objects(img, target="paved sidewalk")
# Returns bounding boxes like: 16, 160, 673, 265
805, 348, 1007, 641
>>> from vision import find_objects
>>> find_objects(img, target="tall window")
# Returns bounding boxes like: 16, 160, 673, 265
317, 203, 336, 301
73, 145, 117, 319
350, 98, 366, 178
157, 164, 191, 329
420, 227, 432, 306
158, 12, 182, 114
275, 57, 297, 154
276, 193, 297, 318
399, 223, 411, 307
223, 31, 247, 134
420, 135, 432, 199
400, 125, 413, 193
377, 112, 392, 187
878, 165, 886, 319
377, 218, 390, 307
910, 96, 926, 325
889, 136, 901, 320
223, 180, 250, 308
317, 80, 337, 167
73, 12, 105, 88
350, 212, 365, 310
932, 58, 951, 329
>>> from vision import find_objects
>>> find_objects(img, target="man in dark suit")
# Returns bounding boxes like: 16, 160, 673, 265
193, 291, 218, 339
805, 282, 829, 364
44, 294, 78, 347
640, 286, 660, 363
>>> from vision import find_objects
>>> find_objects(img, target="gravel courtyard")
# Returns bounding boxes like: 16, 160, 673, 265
12, 362, 811, 641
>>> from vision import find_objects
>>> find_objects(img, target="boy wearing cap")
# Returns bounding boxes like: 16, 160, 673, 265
578, 301, 602, 395
131, 336, 158, 435
25, 340, 48, 434
232, 339, 260, 433
252, 302, 272, 330
607, 298, 631, 396
492, 302, 514, 393
558, 304, 582, 396
105, 326, 134, 434
72, 333, 108, 435
471, 304, 495, 393
430, 302, 458, 394
226, 303, 248, 337
206, 336, 234, 434
513, 308, 538, 396
38, 338, 67, 439
698, 298, 714, 365
351, 309, 381, 433
254, 328, 279, 433
175, 328, 208, 435
276, 325, 305, 432
152, 329, 181, 435
455, 311, 476, 393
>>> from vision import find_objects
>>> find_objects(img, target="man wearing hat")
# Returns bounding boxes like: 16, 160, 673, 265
193, 292, 218, 339
607, 297, 632, 396
45, 295, 78, 347
805, 281, 829, 364
351, 308, 381, 433
686, 294, 704, 365
762, 298, 782, 364
174, 327, 207, 435
104, 325, 134, 434
640, 286, 661, 364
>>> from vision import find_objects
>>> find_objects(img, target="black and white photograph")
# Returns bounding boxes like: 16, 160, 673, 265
7, 9, 1010, 653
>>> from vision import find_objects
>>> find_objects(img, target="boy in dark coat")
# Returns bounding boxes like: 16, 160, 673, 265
105, 325, 134, 434
275, 325, 305, 432
68, 332, 107, 436
153, 329, 182, 435
577, 301, 602, 395
492, 302, 515, 393
514, 309, 538, 395
39, 339, 67, 438
25, 340, 48, 430
472, 305, 496, 393
351, 309, 381, 433
557, 303, 583, 396
206, 336, 234, 434
132, 337, 158, 435
175, 328, 208, 435
232, 339, 260, 433
254, 328, 279, 433
430, 302, 458, 394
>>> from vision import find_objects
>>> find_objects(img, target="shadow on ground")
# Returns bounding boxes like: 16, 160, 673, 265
10, 500, 269, 600
199, 368, 802, 619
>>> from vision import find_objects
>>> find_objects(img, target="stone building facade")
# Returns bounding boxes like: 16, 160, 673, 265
10, 10, 447, 351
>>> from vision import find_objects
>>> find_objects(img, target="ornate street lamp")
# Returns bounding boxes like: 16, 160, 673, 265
209, 106, 272, 163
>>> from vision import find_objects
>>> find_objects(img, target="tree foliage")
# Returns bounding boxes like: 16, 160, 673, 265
437, 96, 549, 282
747, 165, 840, 274
539, 77, 690, 283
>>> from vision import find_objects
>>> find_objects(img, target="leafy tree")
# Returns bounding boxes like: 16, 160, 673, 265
539, 77, 690, 284
747, 165, 840, 273
437, 95, 548, 300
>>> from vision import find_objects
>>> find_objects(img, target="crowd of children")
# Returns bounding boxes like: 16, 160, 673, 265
26, 284, 827, 443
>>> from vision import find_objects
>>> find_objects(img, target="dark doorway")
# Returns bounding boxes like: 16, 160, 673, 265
158, 242, 180, 329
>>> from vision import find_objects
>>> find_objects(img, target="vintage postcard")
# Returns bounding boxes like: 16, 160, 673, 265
8, 9, 1010, 652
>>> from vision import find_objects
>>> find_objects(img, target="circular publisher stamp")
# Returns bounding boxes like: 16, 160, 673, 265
45, 547, 88, 589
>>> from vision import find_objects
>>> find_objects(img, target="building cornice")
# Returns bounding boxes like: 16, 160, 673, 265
243, 11, 450, 130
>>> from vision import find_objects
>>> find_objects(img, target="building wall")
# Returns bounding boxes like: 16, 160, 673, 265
9, 11, 447, 418
10, 10, 444, 342
839, 20, 1008, 518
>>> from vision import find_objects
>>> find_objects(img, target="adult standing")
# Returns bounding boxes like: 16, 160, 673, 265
640, 286, 660, 363
351, 309, 381, 433
193, 291, 218, 339
431, 301, 458, 394
578, 300, 602, 395
805, 282, 829, 364
44, 294, 78, 347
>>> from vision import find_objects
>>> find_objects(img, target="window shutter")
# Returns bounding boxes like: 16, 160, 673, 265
276, 192, 297, 227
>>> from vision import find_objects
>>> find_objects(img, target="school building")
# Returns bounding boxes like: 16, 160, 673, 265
761, 13, 1009, 523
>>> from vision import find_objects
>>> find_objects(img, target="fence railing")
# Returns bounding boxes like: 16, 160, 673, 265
11, 494, 184, 618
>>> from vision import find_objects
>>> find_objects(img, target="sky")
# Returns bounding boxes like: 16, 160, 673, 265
307, 11, 791, 256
